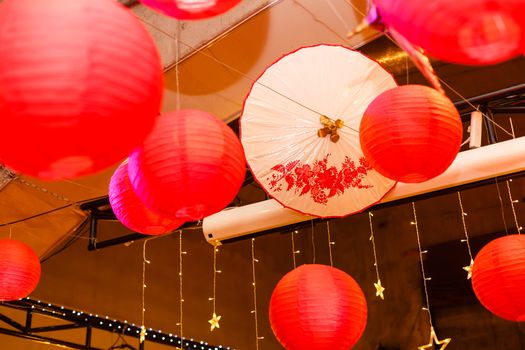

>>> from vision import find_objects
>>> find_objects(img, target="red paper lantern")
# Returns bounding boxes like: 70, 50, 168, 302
0, 239, 41, 301
269, 264, 367, 350
128, 110, 246, 221
374, 0, 524, 65
0, 0, 163, 180
472, 234, 525, 321
140, 0, 241, 20
360, 85, 463, 183
109, 162, 185, 235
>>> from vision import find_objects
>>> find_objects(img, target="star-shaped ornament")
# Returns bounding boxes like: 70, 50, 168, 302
139, 325, 146, 344
374, 279, 385, 300
418, 326, 451, 350
463, 259, 474, 280
208, 312, 221, 331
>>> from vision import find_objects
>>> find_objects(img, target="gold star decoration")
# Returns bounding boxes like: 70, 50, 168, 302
374, 279, 385, 300
418, 326, 451, 350
139, 325, 146, 344
208, 312, 221, 331
463, 259, 474, 280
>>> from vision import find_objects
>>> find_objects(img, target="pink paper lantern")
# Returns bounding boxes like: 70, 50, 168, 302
374, 0, 524, 65
269, 264, 367, 350
140, 0, 241, 20
0, 0, 163, 180
472, 234, 525, 321
109, 162, 185, 235
0, 239, 41, 301
360, 85, 463, 183
128, 110, 246, 221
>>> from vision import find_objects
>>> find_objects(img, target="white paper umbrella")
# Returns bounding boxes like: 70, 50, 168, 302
241, 44, 398, 218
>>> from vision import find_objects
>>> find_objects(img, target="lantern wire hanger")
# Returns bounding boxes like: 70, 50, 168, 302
368, 212, 385, 300
457, 192, 475, 279
208, 241, 222, 331
250, 238, 264, 349
411, 202, 452, 350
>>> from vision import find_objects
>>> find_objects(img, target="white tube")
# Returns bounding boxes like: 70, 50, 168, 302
203, 137, 525, 243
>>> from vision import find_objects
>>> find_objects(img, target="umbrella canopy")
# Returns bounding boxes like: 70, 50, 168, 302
241, 44, 397, 218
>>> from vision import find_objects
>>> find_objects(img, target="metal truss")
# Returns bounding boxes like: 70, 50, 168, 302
0, 298, 229, 350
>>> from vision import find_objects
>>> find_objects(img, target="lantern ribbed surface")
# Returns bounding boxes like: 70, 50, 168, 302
0, 0, 163, 180
0, 239, 41, 301
374, 0, 524, 65
109, 162, 184, 235
472, 234, 525, 322
269, 264, 367, 350
140, 0, 240, 20
128, 110, 246, 221
360, 85, 463, 183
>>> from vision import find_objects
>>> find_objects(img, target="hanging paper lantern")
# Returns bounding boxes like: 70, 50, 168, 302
472, 234, 525, 321
0, 0, 163, 180
0, 239, 41, 301
269, 264, 367, 350
360, 85, 463, 183
128, 110, 246, 221
109, 162, 185, 235
373, 0, 524, 65
140, 0, 241, 20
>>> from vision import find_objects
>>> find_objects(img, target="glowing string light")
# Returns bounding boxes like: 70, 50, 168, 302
251, 238, 263, 349
368, 212, 385, 300
411, 202, 451, 350
457, 192, 474, 279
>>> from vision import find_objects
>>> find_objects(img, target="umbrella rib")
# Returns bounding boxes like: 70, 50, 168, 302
255, 80, 359, 134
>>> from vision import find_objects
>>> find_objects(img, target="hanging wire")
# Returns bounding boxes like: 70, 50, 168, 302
251, 238, 263, 349
208, 241, 222, 331
411, 202, 434, 328
16, 177, 71, 203
506, 180, 522, 234
177, 230, 186, 344
291, 230, 299, 269
457, 192, 474, 262
140, 238, 154, 344
495, 179, 510, 235
311, 220, 316, 264
368, 212, 385, 299
326, 221, 334, 267
174, 20, 181, 111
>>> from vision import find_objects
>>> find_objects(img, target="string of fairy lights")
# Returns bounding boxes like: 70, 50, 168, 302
208, 241, 222, 331
368, 212, 385, 300
506, 179, 522, 234
411, 202, 452, 350
250, 238, 264, 349
457, 192, 475, 279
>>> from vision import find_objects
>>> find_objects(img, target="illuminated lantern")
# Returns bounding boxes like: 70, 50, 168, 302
472, 234, 525, 321
374, 0, 524, 65
128, 110, 245, 221
269, 264, 367, 350
109, 162, 184, 235
360, 85, 463, 183
140, 0, 241, 20
0, 239, 41, 301
0, 0, 163, 180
